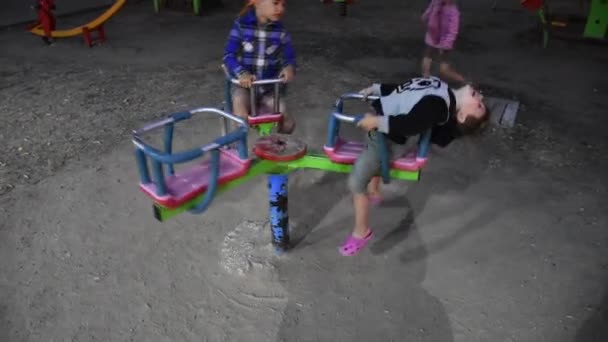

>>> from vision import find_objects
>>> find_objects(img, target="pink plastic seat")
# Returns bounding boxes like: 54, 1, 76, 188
139, 149, 251, 208
323, 138, 427, 172
248, 113, 283, 125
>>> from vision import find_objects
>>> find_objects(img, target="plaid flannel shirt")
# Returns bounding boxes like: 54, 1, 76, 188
223, 9, 297, 82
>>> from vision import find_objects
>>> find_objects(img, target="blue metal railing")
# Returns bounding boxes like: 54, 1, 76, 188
324, 93, 432, 184
132, 107, 248, 213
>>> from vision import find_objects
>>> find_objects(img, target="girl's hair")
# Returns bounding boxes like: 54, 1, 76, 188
239, 0, 255, 16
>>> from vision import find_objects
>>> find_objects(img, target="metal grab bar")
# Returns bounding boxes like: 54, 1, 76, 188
188, 149, 221, 214
325, 93, 390, 184
133, 107, 248, 209
133, 107, 246, 164
221, 64, 284, 118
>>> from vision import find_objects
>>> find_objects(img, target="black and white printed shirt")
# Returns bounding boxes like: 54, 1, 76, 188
370, 76, 462, 147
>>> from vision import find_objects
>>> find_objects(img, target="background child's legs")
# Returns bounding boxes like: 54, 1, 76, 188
439, 62, 465, 84
437, 50, 465, 83
421, 45, 435, 77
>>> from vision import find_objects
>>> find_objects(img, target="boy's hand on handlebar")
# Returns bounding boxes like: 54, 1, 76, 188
279, 66, 295, 83
238, 73, 256, 88
358, 86, 374, 100
357, 113, 379, 132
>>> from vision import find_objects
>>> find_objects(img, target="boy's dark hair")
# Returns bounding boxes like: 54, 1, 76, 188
239, 0, 254, 16
457, 102, 490, 135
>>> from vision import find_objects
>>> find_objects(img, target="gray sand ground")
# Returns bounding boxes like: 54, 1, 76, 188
1, 0, 607, 341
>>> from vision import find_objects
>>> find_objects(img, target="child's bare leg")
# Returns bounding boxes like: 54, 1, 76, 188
439, 61, 465, 84
353, 193, 371, 238
261, 95, 295, 134
232, 87, 250, 119
347, 139, 379, 238
278, 104, 296, 134
421, 46, 434, 77
230, 87, 250, 133
367, 176, 381, 197
421, 56, 432, 77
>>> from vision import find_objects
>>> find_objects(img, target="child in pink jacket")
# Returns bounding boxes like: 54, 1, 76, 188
421, 0, 465, 84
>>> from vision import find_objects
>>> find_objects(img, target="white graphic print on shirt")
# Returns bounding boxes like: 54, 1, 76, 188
379, 76, 451, 124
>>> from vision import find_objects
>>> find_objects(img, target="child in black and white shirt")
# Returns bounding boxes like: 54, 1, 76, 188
340, 76, 489, 256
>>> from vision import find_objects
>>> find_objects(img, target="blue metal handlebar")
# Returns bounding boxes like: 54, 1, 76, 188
189, 148, 220, 214
326, 92, 380, 147
325, 93, 391, 184
334, 92, 380, 111
227, 77, 285, 86
133, 108, 247, 161
133, 107, 248, 213
221, 64, 284, 118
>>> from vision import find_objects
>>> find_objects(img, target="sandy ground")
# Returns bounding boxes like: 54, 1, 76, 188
1, 0, 607, 341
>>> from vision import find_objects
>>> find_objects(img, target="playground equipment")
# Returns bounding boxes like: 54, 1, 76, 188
132, 74, 433, 253
28, 0, 126, 47
152, 0, 202, 16
30, 0, 56, 44
521, 0, 608, 47
321, 0, 354, 16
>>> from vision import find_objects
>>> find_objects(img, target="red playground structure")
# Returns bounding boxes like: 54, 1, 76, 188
32, 0, 56, 44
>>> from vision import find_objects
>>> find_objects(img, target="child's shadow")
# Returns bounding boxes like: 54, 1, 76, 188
287, 171, 350, 249
369, 143, 510, 260
275, 179, 455, 342
368, 195, 417, 255
367, 179, 499, 262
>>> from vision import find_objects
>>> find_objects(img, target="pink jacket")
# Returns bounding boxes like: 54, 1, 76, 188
422, 0, 460, 50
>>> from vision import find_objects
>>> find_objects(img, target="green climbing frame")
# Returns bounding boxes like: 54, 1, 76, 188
584, 0, 608, 39
536, 0, 607, 47
153, 0, 203, 16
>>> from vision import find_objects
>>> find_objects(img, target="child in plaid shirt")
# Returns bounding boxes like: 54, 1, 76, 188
223, 0, 297, 134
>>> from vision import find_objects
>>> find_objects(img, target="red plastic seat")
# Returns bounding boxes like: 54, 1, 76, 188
521, 0, 543, 11
139, 149, 251, 208
322, 138, 427, 172
248, 113, 283, 125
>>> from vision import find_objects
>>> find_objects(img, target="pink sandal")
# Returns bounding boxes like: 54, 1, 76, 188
339, 230, 374, 256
